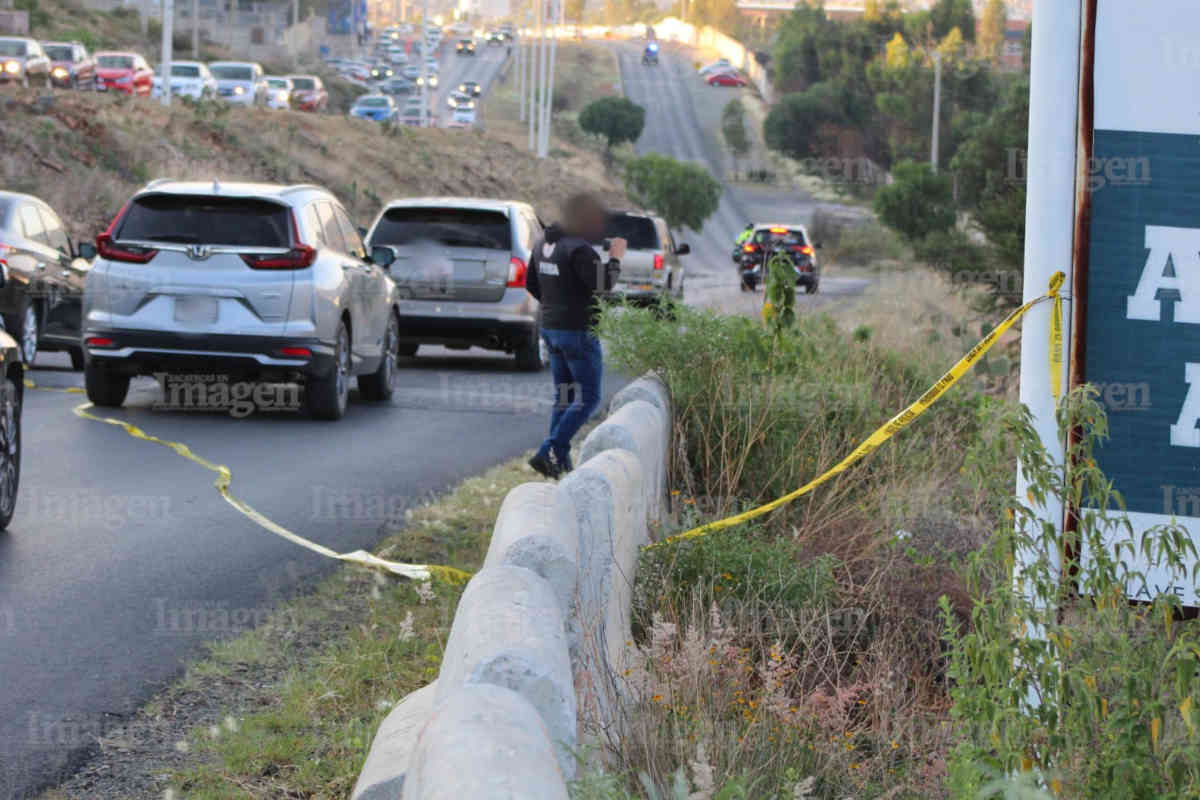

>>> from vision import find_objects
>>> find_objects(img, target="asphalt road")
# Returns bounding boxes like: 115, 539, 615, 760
613, 42, 871, 308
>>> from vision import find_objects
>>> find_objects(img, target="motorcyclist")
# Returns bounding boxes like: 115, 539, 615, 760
735, 223, 754, 246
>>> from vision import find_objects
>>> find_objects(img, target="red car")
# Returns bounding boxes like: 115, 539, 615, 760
707, 71, 747, 87
287, 74, 328, 111
94, 51, 153, 96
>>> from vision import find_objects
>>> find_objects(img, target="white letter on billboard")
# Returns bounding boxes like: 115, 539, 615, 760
1170, 362, 1200, 448
1127, 226, 1200, 324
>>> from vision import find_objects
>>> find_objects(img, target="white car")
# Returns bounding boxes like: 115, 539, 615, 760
152, 61, 216, 99
698, 59, 732, 77
210, 61, 266, 105
387, 48, 408, 66
448, 106, 476, 128
264, 76, 292, 109
446, 91, 473, 110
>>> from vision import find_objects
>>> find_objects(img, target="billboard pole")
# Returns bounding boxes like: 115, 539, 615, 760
519, 18, 526, 122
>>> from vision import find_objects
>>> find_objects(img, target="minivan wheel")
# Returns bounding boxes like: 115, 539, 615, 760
359, 313, 398, 402
308, 322, 350, 420
515, 329, 547, 372
84, 363, 130, 407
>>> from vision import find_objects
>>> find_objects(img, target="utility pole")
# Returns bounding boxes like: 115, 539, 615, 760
228, 0, 236, 54
291, 0, 299, 66
931, 49, 942, 172
420, 0, 429, 127
192, 0, 199, 55
160, 0, 173, 107
518, 20, 526, 122
141, 0, 149, 37
536, 0, 548, 158
528, 2, 541, 151
539, 0, 560, 158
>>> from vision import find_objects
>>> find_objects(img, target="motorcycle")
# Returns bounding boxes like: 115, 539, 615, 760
733, 241, 760, 291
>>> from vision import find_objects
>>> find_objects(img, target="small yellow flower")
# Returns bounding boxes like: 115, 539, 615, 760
651, 694, 663, 703
890, 740, 899, 750
671, 490, 681, 496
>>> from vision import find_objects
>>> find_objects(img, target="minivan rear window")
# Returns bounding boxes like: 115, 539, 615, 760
116, 195, 292, 248
372, 207, 512, 250
605, 214, 660, 250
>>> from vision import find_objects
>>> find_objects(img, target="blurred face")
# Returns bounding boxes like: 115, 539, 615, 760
577, 206, 606, 241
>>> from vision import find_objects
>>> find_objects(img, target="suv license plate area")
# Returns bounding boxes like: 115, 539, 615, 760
174, 295, 218, 324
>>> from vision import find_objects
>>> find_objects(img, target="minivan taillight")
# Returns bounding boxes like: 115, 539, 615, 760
507, 256, 527, 288
96, 233, 157, 264
653, 254, 664, 270
242, 245, 317, 270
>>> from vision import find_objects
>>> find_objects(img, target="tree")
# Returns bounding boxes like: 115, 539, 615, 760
721, 99, 751, 176
872, 160, 956, 243
929, 0, 975, 43
885, 32, 910, 69
763, 82, 846, 161
978, 0, 1007, 62
578, 97, 645, 156
937, 26, 966, 62
625, 154, 722, 233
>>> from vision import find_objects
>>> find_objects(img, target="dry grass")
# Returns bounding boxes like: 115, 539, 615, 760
0, 88, 628, 240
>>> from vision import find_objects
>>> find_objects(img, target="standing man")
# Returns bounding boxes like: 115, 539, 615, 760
525, 193, 626, 479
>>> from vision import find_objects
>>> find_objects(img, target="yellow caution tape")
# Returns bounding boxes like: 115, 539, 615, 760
16, 381, 471, 583
652, 271, 1067, 548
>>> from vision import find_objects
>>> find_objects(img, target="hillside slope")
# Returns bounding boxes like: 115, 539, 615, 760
0, 90, 627, 239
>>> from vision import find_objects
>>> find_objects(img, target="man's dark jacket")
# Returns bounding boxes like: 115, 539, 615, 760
526, 224, 619, 331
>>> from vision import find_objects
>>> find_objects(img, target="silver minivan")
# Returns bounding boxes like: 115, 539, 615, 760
82, 180, 401, 420
364, 198, 547, 370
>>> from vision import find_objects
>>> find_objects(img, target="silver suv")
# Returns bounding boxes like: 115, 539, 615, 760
82, 180, 402, 420
364, 198, 547, 370
595, 211, 689, 303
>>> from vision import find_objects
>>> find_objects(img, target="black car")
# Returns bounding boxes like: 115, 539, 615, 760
0, 323, 22, 530
486, 31, 505, 46
456, 38, 476, 55
0, 192, 93, 367
458, 80, 481, 97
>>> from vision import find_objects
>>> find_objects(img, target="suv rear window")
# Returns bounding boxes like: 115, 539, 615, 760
372, 207, 512, 250
44, 45, 73, 61
116, 195, 291, 248
605, 214, 660, 250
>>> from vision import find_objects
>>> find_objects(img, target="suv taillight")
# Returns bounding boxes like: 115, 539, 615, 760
507, 256, 527, 288
653, 253, 664, 270
242, 245, 316, 270
96, 232, 157, 264
243, 210, 316, 270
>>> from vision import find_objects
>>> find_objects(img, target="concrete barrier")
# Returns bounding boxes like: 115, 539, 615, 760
402, 685, 569, 800
355, 374, 670, 799
351, 683, 438, 800
435, 565, 577, 779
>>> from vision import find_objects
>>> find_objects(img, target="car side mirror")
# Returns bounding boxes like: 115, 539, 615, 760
77, 242, 97, 260
370, 245, 396, 268
675, 243, 690, 255
0, 260, 7, 290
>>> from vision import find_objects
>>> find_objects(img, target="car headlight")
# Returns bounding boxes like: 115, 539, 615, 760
51, 67, 69, 79
458, 83, 465, 91
4, 61, 21, 75
466, 101, 474, 109
276, 90, 288, 102
233, 85, 245, 95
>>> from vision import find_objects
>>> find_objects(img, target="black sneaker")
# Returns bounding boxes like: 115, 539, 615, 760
529, 452, 561, 479
554, 450, 574, 474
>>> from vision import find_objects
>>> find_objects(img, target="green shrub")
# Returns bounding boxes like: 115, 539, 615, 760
945, 387, 1200, 798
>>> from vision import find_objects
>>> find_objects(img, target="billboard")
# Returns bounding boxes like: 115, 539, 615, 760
1082, 0, 1200, 606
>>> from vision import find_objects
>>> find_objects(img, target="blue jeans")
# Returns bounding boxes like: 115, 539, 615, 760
538, 328, 603, 466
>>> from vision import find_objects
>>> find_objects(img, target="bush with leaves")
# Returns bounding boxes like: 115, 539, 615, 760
578, 96, 646, 155
624, 153, 721, 234
944, 387, 1200, 799
873, 159, 956, 243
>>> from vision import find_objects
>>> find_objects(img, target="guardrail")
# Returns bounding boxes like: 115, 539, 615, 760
352, 374, 671, 799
